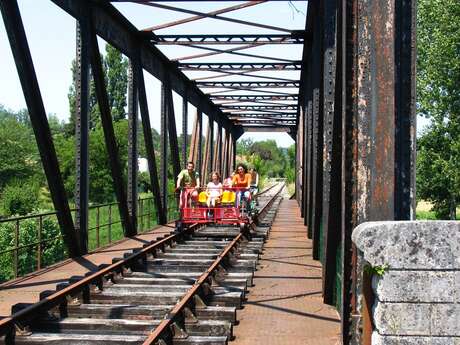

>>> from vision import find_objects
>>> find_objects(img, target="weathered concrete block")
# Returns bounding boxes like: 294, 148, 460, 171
373, 271, 456, 303
352, 221, 460, 269
373, 302, 431, 335
372, 332, 455, 345
431, 304, 460, 336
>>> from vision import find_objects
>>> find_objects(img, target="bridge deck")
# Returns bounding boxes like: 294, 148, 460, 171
233, 199, 340, 344
0, 225, 172, 317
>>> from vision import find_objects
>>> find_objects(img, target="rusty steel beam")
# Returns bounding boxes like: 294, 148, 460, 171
88, 27, 136, 237
182, 91, 188, 166
197, 81, 300, 88
321, 0, 341, 306
341, 0, 358, 341
0, 0, 81, 257
216, 98, 297, 106
395, 0, 417, 220
127, 60, 139, 234
139, 1, 266, 31
136, 1, 291, 33
221, 105, 298, 111
188, 113, 199, 165
217, 125, 223, 176
165, 82, 181, 180
342, 0, 417, 342
207, 88, 297, 97
228, 113, 297, 119
209, 117, 214, 177
309, 0, 323, 262
211, 94, 299, 101
197, 110, 203, 182
306, 101, 313, 237
160, 83, 168, 221
74, 19, 90, 254
179, 62, 301, 71
152, 33, 305, 45
135, 56, 165, 225
223, 130, 230, 177
212, 121, 219, 173
202, 122, 211, 183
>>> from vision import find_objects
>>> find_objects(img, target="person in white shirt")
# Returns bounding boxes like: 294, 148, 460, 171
206, 171, 223, 208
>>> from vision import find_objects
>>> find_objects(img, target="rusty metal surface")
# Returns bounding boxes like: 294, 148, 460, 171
232, 200, 340, 345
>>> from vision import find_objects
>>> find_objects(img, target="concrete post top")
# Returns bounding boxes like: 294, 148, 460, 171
352, 221, 460, 269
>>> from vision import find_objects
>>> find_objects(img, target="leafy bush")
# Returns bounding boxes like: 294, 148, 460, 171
0, 179, 40, 217
0, 216, 66, 282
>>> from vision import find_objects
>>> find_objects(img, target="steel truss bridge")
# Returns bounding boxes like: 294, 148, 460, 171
0, 0, 416, 344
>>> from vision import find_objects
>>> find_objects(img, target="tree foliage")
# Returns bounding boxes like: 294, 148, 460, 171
67, 44, 128, 135
0, 110, 40, 188
417, 0, 460, 219
237, 139, 295, 183
104, 44, 128, 121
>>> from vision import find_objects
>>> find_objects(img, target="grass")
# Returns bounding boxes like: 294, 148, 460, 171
85, 195, 179, 251
416, 200, 460, 220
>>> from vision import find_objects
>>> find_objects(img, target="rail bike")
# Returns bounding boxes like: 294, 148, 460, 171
177, 186, 258, 229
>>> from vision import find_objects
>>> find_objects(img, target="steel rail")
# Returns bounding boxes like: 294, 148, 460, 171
142, 182, 284, 344
0, 183, 280, 340
0, 224, 198, 338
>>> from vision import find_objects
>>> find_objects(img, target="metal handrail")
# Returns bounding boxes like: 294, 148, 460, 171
0, 195, 174, 281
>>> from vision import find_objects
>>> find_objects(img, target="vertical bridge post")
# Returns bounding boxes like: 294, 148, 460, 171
127, 60, 138, 234
74, 18, 90, 254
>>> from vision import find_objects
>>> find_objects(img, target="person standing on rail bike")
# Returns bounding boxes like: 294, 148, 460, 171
249, 168, 259, 194
176, 161, 200, 208
232, 164, 251, 208
249, 168, 259, 207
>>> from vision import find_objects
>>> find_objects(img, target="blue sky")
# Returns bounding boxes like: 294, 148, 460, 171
0, 1, 428, 148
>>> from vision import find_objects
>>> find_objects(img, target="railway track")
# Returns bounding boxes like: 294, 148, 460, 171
0, 183, 284, 345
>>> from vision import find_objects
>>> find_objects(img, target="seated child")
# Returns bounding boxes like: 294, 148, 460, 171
206, 172, 223, 208
223, 172, 234, 188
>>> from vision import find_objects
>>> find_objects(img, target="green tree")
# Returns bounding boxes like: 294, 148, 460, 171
0, 113, 40, 188
417, 122, 460, 219
104, 44, 128, 121
88, 120, 129, 203
417, 0, 460, 219
67, 44, 128, 135
0, 179, 40, 217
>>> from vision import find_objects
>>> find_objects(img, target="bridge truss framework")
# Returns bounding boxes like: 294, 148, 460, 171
0, 0, 416, 343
